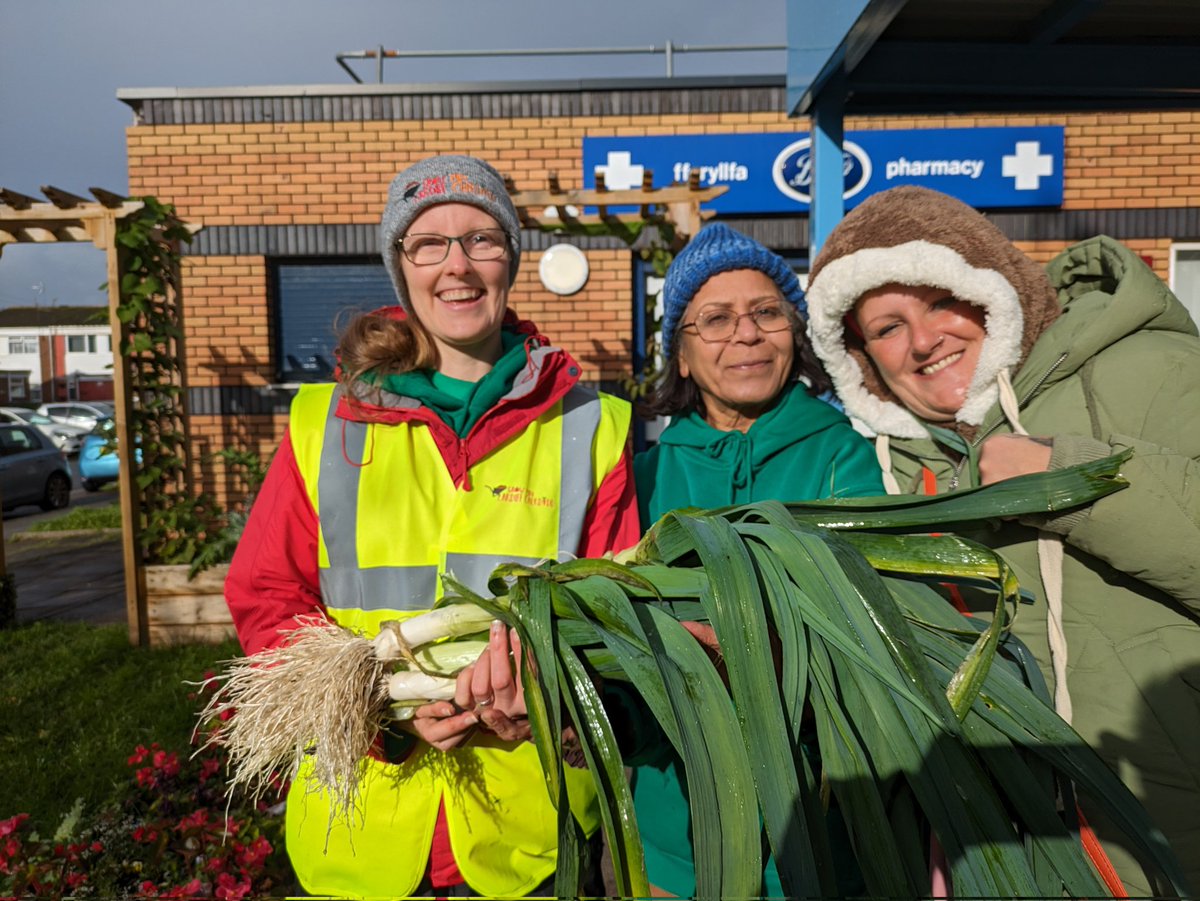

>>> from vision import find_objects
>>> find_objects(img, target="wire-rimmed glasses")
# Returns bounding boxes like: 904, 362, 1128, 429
398, 228, 508, 266
678, 302, 794, 343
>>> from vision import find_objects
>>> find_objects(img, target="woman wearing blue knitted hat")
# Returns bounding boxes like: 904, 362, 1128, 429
628, 223, 883, 897
635, 223, 883, 527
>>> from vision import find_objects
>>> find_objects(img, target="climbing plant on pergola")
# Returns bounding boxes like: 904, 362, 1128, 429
0, 186, 200, 645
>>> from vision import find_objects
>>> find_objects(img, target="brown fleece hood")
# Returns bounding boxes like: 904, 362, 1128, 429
805, 186, 1061, 439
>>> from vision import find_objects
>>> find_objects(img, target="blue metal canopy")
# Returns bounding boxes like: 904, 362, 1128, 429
787, 0, 1200, 251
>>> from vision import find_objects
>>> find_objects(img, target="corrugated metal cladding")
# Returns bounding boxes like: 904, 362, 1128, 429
189, 225, 638, 257
125, 82, 789, 125
188, 384, 296, 416
187, 208, 1200, 260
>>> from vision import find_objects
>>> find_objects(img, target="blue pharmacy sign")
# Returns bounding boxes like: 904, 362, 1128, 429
582, 126, 1064, 213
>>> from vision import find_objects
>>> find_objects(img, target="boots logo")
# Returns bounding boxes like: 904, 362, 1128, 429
486, 484, 555, 508
772, 138, 872, 204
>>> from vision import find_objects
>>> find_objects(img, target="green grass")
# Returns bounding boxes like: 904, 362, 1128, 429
26, 502, 122, 532
0, 621, 241, 834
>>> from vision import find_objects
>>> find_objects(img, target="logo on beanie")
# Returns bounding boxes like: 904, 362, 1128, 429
772, 138, 872, 204
405, 174, 497, 204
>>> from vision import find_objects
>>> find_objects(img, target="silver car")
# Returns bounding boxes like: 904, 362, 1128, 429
0, 424, 72, 512
35, 401, 116, 432
0, 407, 87, 454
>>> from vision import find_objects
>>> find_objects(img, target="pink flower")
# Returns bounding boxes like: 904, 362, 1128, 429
198, 758, 221, 783
0, 814, 28, 837
215, 872, 252, 901
152, 749, 181, 778
236, 835, 272, 868
135, 766, 157, 788
176, 809, 209, 831
127, 744, 150, 766
133, 825, 159, 843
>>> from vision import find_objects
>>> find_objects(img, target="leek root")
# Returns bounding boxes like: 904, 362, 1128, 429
200, 606, 494, 823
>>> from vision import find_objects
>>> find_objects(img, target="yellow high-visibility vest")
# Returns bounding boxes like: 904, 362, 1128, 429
284, 380, 629, 898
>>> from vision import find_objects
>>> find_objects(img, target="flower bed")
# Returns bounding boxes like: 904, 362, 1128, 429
0, 677, 293, 899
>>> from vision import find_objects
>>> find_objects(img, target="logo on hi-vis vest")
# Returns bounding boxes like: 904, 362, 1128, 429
486, 485, 556, 508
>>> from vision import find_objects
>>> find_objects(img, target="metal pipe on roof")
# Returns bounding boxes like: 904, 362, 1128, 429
335, 42, 786, 83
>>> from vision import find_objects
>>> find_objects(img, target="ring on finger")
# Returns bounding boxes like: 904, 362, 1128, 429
475, 695, 495, 709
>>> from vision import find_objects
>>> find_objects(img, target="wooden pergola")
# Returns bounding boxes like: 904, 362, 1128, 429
0, 187, 162, 644
506, 168, 728, 246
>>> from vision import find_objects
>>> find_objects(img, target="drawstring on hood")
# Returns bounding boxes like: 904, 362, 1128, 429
807, 186, 1072, 721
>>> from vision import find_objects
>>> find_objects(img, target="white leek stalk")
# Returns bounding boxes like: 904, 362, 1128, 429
372, 605, 495, 661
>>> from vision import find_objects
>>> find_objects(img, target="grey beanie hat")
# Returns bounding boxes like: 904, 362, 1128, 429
380, 154, 522, 311
661, 223, 806, 358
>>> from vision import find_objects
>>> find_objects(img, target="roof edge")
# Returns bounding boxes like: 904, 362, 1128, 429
116, 73, 785, 105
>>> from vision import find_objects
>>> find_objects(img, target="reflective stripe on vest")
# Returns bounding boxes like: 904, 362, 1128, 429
314, 384, 602, 613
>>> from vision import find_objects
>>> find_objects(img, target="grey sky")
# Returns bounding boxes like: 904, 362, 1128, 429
0, 0, 788, 309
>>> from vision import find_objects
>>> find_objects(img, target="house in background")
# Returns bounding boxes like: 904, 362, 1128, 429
0, 306, 114, 405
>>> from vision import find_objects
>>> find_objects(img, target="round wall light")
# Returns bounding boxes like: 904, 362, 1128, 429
538, 243, 590, 296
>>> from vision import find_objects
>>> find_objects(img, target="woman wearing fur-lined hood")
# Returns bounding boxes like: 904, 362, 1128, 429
806, 186, 1200, 897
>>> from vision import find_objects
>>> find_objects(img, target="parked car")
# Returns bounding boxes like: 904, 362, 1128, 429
77, 418, 141, 492
36, 401, 116, 432
0, 423, 72, 512
0, 407, 87, 454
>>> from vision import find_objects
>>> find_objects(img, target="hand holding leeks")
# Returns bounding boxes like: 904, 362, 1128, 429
460, 621, 530, 743
399, 620, 530, 749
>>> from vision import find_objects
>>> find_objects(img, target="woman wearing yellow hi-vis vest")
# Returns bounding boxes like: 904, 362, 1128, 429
224, 154, 640, 898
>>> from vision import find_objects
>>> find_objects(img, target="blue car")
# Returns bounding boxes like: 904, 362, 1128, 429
0, 423, 72, 511
77, 418, 140, 492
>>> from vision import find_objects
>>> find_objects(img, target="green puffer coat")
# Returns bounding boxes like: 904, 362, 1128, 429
882, 238, 1200, 896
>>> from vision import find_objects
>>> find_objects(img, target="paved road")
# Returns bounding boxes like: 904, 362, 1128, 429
3, 471, 127, 627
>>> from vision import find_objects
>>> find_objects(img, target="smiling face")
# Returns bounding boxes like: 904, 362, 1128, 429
398, 202, 511, 380
852, 283, 988, 423
676, 269, 796, 432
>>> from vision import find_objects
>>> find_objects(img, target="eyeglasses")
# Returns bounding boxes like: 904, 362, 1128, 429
398, 228, 508, 266
678, 303, 793, 343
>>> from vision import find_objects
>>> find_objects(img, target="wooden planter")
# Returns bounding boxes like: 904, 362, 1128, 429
145, 563, 236, 647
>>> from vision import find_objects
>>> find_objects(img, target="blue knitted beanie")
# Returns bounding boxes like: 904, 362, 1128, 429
660, 223, 806, 358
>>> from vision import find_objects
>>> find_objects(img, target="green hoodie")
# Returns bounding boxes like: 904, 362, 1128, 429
635, 379, 884, 528
629, 380, 883, 897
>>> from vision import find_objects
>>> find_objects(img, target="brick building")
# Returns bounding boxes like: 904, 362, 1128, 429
118, 76, 1200, 503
